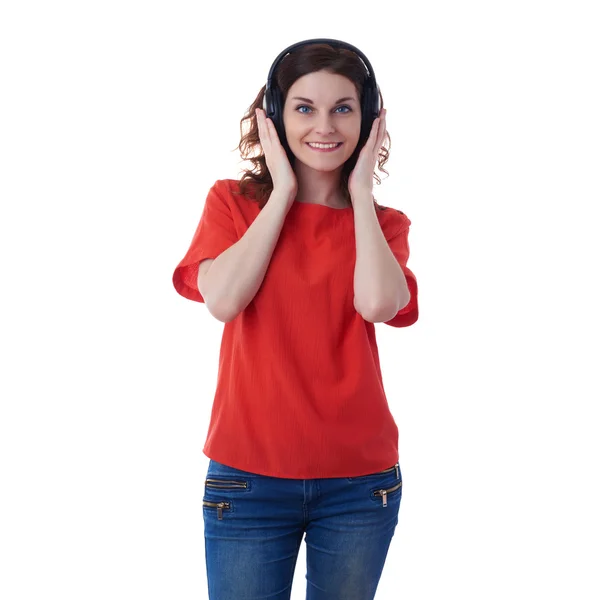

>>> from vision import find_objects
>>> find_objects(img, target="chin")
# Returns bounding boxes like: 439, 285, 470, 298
301, 146, 347, 162
301, 158, 346, 172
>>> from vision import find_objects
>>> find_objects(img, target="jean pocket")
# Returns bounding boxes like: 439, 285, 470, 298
346, 462, 401, 482
372, 479, 403, 507
202, 499, 232, 520
203, 473, 251, 521
205, 476, 249, 490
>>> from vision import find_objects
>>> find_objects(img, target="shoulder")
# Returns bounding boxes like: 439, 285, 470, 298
214, 178, 248, 201
375, 201, 412, 235
207, 179, 258, 216
208, 178, 235, 195
206, 179, 242, 205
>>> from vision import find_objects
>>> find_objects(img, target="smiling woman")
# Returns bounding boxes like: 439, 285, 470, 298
172, 38, 419, 600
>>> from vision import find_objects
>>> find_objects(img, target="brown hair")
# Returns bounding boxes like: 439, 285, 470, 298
231, 43, 391, 211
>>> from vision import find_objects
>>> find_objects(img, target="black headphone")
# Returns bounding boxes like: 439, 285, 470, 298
262, 38, 381, 164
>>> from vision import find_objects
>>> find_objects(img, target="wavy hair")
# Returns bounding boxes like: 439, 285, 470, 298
231, 43, 391, 212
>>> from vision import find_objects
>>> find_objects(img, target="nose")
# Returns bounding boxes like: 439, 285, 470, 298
314, 114, 336, 136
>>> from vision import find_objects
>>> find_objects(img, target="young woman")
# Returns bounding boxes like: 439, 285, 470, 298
173, 39, 419, 600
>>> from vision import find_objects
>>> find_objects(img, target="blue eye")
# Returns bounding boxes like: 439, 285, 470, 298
296, 105, 352, 114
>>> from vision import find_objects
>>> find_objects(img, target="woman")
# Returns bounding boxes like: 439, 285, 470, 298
173, 39, 419, 600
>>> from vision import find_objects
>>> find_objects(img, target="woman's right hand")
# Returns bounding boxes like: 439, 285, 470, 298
255, 108, 298, 204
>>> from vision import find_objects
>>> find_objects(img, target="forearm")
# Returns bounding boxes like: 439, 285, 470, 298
352, 193, 410, 321
203, 191, 292, 322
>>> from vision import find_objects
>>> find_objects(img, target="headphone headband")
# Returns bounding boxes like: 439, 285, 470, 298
265, 38, 378, 94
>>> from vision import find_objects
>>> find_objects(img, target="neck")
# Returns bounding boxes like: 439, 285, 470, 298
293, 164, 347, 207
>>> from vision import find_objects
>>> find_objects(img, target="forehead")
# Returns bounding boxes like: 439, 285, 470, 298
287, 71, 358, 102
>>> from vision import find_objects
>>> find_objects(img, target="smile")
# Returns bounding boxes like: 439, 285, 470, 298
305, 142, 343, 153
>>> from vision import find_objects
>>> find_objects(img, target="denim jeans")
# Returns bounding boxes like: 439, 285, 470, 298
202, 458, 402, 600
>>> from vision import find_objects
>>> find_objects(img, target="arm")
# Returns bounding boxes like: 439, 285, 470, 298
200, 190, 293, 323
352, 195, 411, 323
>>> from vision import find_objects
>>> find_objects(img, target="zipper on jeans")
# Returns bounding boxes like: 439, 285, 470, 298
376, 462, 401, 478
203, 500, 231, 520
355, 463, 399, 478
203, 479, 247, 520
205, 478, 248, 489
378, 465, 396, 476
374, 481, 403, 507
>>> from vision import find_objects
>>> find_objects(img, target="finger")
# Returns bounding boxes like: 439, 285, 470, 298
377, 113, 386, 148
265, 117, 281, 146
374, 117, 382, 137
256, 109, 269, 144
263, 115, 283, 149
263, 112, 276, 144
373, 110, 386, 149
367, 117, 380, 151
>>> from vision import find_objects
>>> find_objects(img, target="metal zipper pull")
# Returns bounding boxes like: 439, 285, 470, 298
395, 464, 400, 479
374, 481, 402, 507
217, 502, 226, 520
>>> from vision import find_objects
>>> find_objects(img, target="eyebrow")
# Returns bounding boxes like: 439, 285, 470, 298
291, 96, 357, 104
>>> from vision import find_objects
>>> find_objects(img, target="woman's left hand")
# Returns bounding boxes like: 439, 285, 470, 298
348, 108, 387, 201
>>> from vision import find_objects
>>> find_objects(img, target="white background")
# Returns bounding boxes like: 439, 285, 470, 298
1, 1, 599, 598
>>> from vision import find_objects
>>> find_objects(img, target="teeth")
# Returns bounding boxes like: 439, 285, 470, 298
308, 142, 340, 149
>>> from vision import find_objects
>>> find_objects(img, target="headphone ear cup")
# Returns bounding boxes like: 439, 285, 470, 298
374, 84, 381, 116
271, 87, 295, 162
364, 84, 380, 120
263, 85, 280, 120
263, 85, 285, 142
359, 85, 377, 146
268, 86, 284, 137
262, 87, 272, 114
270, 86, 283, 120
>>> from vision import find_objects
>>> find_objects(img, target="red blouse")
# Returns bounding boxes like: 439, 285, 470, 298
173, 179, 418, 479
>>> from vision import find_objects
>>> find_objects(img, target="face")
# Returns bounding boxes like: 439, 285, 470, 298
282, 70, 362, 172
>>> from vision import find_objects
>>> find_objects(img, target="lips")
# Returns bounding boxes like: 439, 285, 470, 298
305, 142, 344, 152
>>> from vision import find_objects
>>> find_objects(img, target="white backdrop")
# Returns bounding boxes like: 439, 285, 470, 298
1, 1, 599, 598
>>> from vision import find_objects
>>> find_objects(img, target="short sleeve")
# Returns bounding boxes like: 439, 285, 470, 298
172, 180, 239, 303
383, 217, 419, 327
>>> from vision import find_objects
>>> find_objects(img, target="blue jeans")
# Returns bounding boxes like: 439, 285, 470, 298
203, 458, 403, 600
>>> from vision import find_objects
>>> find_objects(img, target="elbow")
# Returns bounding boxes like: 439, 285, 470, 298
205, 294, 239, 324
355, 294, 389, 323
206, 287, 251, 323
363, 291, 411, 324
220, 307, 241, 323
397, 289, 412, 312
361, 305, 396, 324
208, 307, 231, 324
214, 305, 240, 324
